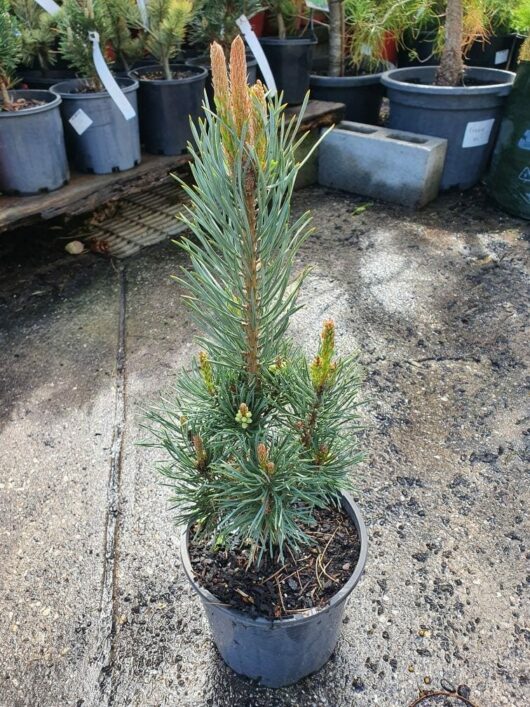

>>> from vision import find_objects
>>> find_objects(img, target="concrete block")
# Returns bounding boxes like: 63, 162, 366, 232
318, 121, 447, 208
295, 128, 319, 189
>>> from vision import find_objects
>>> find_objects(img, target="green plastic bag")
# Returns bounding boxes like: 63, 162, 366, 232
487, 61, 530, 220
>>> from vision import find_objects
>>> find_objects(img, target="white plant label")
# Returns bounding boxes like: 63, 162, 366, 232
495, 49, 509, 65
69, 108, 93, 136
137, 0, 148, 27
462, 118, 495, 148
236, 15, 277, 95
305, 0, 329, 9
34, 0, 61, 15
88, 31, 136, 121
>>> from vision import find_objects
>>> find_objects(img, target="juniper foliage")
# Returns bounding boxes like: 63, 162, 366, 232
145, 38, 363, 565
0, 0, 22, 106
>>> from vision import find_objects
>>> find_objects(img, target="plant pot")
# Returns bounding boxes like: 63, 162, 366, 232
51, 78, 140, 174
187, 55, 257, 108
250, 11, 266, 37
465, 34, 515, 70
0, 90, 69, 196
487, 60, 530, 219
509, 34, 527, 71
381, 66, 515, 190
310, 72, 384, 124
259, 36, 317, 105
181, 493, 368, 688
130, 64, 207, 156
397, 29, 439, 67
18, 69, 76, 90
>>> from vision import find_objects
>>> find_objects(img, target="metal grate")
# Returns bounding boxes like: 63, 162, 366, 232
81, 179, 190, 258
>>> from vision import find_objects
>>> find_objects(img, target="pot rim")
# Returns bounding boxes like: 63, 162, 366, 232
130, 63, 208, 84
381, 65, 515, 95
50, 76, 139, 98
310, 72, 384, 86
180, 491, 368, 628
259, 35, 318, 46
0, 89, 62, 117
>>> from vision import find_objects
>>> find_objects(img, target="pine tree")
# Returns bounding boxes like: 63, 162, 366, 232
11, 0, 57, 74
141, 0, 195, 80
145, 37, 363, 566
191, 1, 263, 55
0, 0, 22, 108
102, 0, 144, 73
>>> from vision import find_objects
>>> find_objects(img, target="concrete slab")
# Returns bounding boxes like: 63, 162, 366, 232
0, 186, 529, 706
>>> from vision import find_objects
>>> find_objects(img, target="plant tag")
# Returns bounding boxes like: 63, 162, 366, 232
34, 0, 61, 14
462, 118, 495, 148
137, 0, 148, 27
494, 49, 509, 65
517, 130, 530, 151
88, 31, 136, 121
361, 44, 372, 57
236, 15, 277, 95
305, 0, 329, 9
69, 108, 93, 136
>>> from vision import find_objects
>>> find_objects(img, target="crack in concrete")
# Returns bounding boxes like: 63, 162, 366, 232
85, 264, 127, 707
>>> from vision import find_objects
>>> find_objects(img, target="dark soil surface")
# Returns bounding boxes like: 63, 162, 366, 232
140, 69, 197, 81
188, 505, 361, 619
0, 97, 45, 112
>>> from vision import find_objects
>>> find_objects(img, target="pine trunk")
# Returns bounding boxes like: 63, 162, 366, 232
434, 0, 464, 87
328, 0, 344, 77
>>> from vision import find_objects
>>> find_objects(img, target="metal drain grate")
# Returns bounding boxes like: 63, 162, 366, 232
81, 179, 190, 258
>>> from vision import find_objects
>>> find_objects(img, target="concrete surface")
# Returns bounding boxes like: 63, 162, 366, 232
0, 185, 529, 707
319, 123, 447, 209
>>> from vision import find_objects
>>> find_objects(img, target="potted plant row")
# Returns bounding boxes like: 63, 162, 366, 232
145, 37, 367, 688
382, 0, 515, 190
0, 0, 69, 196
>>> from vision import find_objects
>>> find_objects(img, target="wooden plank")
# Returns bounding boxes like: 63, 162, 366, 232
0, 100, 345, 234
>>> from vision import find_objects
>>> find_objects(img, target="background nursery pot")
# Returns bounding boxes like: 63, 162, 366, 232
187, 54, 257, 107
381, 66, 515, 190
465, 34, 515, 70
0, 90, 69, 196
181, 493, 368, 688
309, 70, 385, 124
51, 77, 140, 174
131, 64, 207, 156
259, 36, 316, 105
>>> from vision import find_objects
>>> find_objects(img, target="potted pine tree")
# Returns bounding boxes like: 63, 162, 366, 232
260, 0, 317, 105
52, 0, 141, 174
0, 0, 69, 195
130, 0, 207, 156
382, 0, 515, 190
187, 0, 262, 103
145, 37, 367, 688
11, 0, 76, 90
310, 0, 412, 124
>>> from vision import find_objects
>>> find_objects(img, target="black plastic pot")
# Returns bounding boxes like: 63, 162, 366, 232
181, 493, 368, 688
130, 64, 207, 156
509, 34, 527, 71
381, 66, 514, 190
259, 36, 317, 105
310, 72, 384, 124
187, 54, 257, 107
487, 60, 530, 219
465, 34, 515, 70
18, 69, 76, 90
397, 29, 439, 67
51, 78, 140, 174
0, 90, 69, 196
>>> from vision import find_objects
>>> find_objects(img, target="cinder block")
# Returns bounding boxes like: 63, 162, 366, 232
318, 121, 447, 208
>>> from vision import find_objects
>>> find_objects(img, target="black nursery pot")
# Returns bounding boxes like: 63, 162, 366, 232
259, 36, 317, 105
397, 29, 439, 67
465, 34, 516, 70
310, 72, 385, 125
18, 69, 76, 90
51, 77, 141, 174
381, 66, 514, 190
181, 493, 368, 688
0, 90, 69, 196
130, 64, 207, 156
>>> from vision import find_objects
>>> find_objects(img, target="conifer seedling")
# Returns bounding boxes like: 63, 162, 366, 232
140, 0, 195, 80
11, 0, 57, 74
145, 37, 363, 567
0, 0, 22, 109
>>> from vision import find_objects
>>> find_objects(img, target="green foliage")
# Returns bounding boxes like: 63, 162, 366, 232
265, 0, 301, 39
144, 41, 363, 566
191, 0, 263, 52
142, 0, 195, 79
102, 0, 144, 72
511, 0, 530, 34
11, 0, 57, 72
57, 0, 111, 84
0, 0, 21, 105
